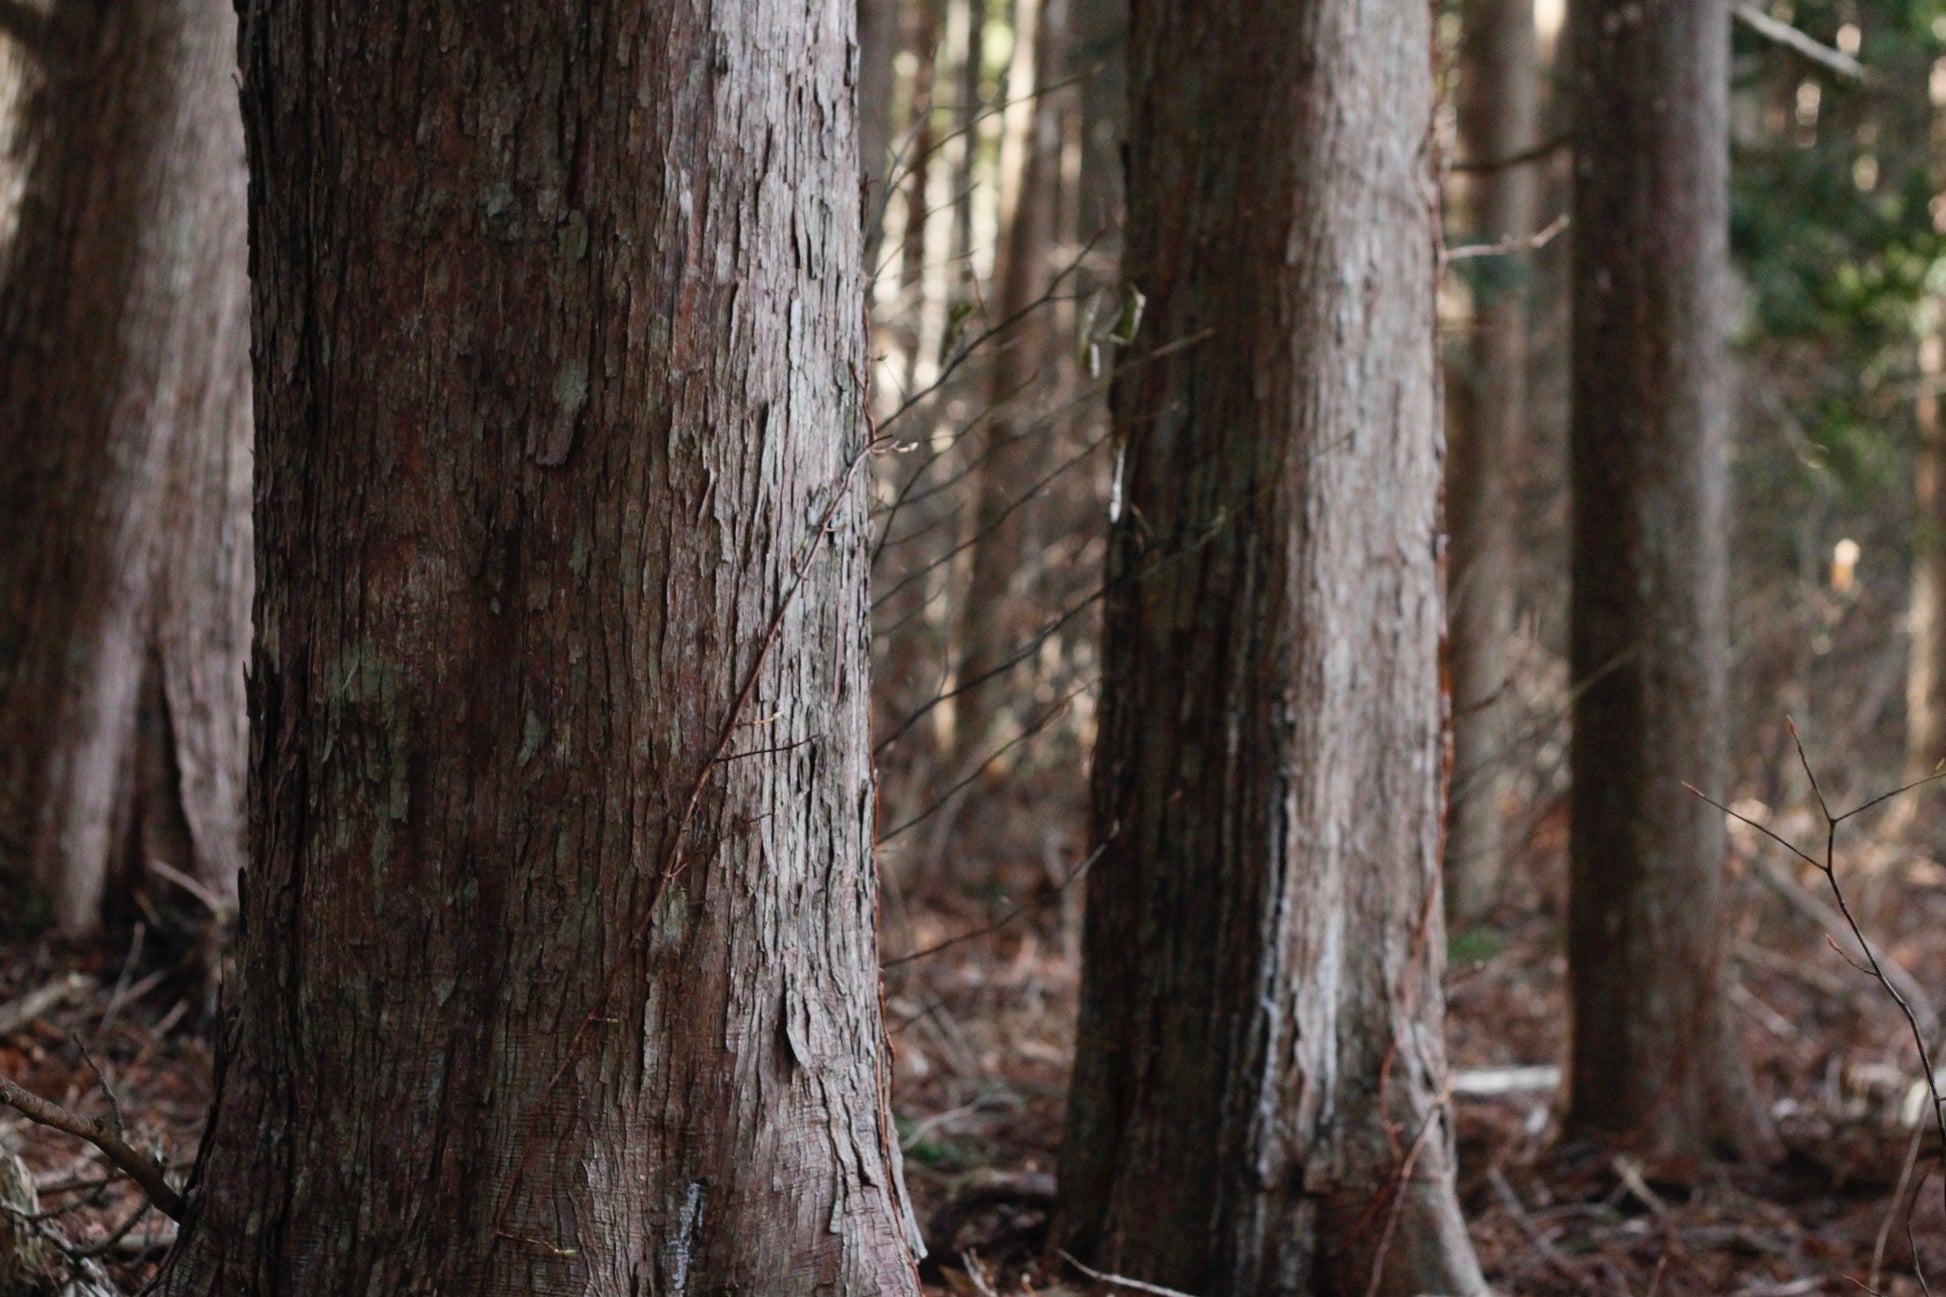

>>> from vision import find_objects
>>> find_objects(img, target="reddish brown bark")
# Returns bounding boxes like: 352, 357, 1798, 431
155, 3, 922, 1292
1565, 0, 1770, 1158
0, 0, 249, 934
1054, 2, 1486, 1293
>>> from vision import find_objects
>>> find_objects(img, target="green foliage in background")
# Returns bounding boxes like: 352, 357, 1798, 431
1731, 0, 1946, 522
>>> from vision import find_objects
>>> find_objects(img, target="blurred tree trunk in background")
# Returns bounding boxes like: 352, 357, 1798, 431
1910, 313, 1946, 775
1069, 0, 1123, 244
1566, 0, 1770, 1158
154, 1, 922, 1290
1055, 1, 1486, 1292
956, 0, 1064, 765
899, 0, 945, 395
860, 0, 901, 273
947, 0, 988, 303
0, 0, 249, 935
1445, 0, 1538, 924
1908, 76, 1946, 778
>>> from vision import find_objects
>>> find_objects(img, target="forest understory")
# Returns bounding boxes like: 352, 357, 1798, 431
6, 780, 1946, 1297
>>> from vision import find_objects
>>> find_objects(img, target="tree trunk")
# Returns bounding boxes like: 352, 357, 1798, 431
1908, 79, 1946, 779
1068, 0, 1122, 242
898, 0, 945, 394
1913, 320, 1946, 774
1565, 0, 1768, 1158
1054, 3, 1486, 1294
0, 0, 250, 935
860, 0, 901, 273
155, 4, 923, 1292
955, 0, 1063, 764
1445, 0, 1539, 924
947, 0, 988, 293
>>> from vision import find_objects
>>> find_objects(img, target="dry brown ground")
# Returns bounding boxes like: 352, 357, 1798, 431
5, 786, 1946, 1296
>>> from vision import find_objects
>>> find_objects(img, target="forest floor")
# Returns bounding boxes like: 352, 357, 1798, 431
4, 786, 1946, 1295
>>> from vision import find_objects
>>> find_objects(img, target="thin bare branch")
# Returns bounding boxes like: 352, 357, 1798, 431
1451, 131, 1575, 175
1684, 783, 1821, 870
1059, 1249, 1202, 1297
1446, 213, 1569, 262
882, 839, 1108, 969
1732, 3, 1867, 82
0, 1076, 184, 1222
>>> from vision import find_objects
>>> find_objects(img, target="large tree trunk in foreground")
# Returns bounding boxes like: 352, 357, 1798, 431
1566, 0, 1768, 1158
1445, 0, 1539, 924
1055, 3, 1486, 1294
156, 4, 922, 1292
0, 0, 249, 934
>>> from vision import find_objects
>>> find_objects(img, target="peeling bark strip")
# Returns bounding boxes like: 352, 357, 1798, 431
0, 0, 250, 933
156, 4, 920, 1293
1565, 0, 1769, 1158
1054, 3, 1487, 1296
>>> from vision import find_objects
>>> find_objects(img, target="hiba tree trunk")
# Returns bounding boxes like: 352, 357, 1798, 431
155, 3, 923, 1293
1566, 0, 1769, 1157
0, 0, 249, 934
954, 0, 1064, 766
1055, 2, 1487, 1294
1445, 0, 1539, 924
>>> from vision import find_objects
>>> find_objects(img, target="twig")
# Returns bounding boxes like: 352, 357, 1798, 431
1690, 719, 1946, 1291
875, 680, 1090, 846
1612, 1155, 1670, 1217
1363, 1078, 1454, 1297
0, 974, 93, 1039
1059, 1248, 1201, 1297
1487, 1165, 1596, 1289
1446, 214, 1569, 262
1452, 131, 1574, 175
145, 857, 231, 917
0, 1076, 183, 1222
1871, 1119, 1928, 1295
881, 838, 1109, 968
1692, 788, 1939, 1039
1732, 3, 1867, 82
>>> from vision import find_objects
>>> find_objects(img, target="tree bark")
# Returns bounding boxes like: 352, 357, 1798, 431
155, 4, 923, 1293
1054, 3, 1487, 1294
1565, 0, 1769, 1158
954, 0, 1063, 764
1445, 0, 1539, 924
0, 0, 250, 935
